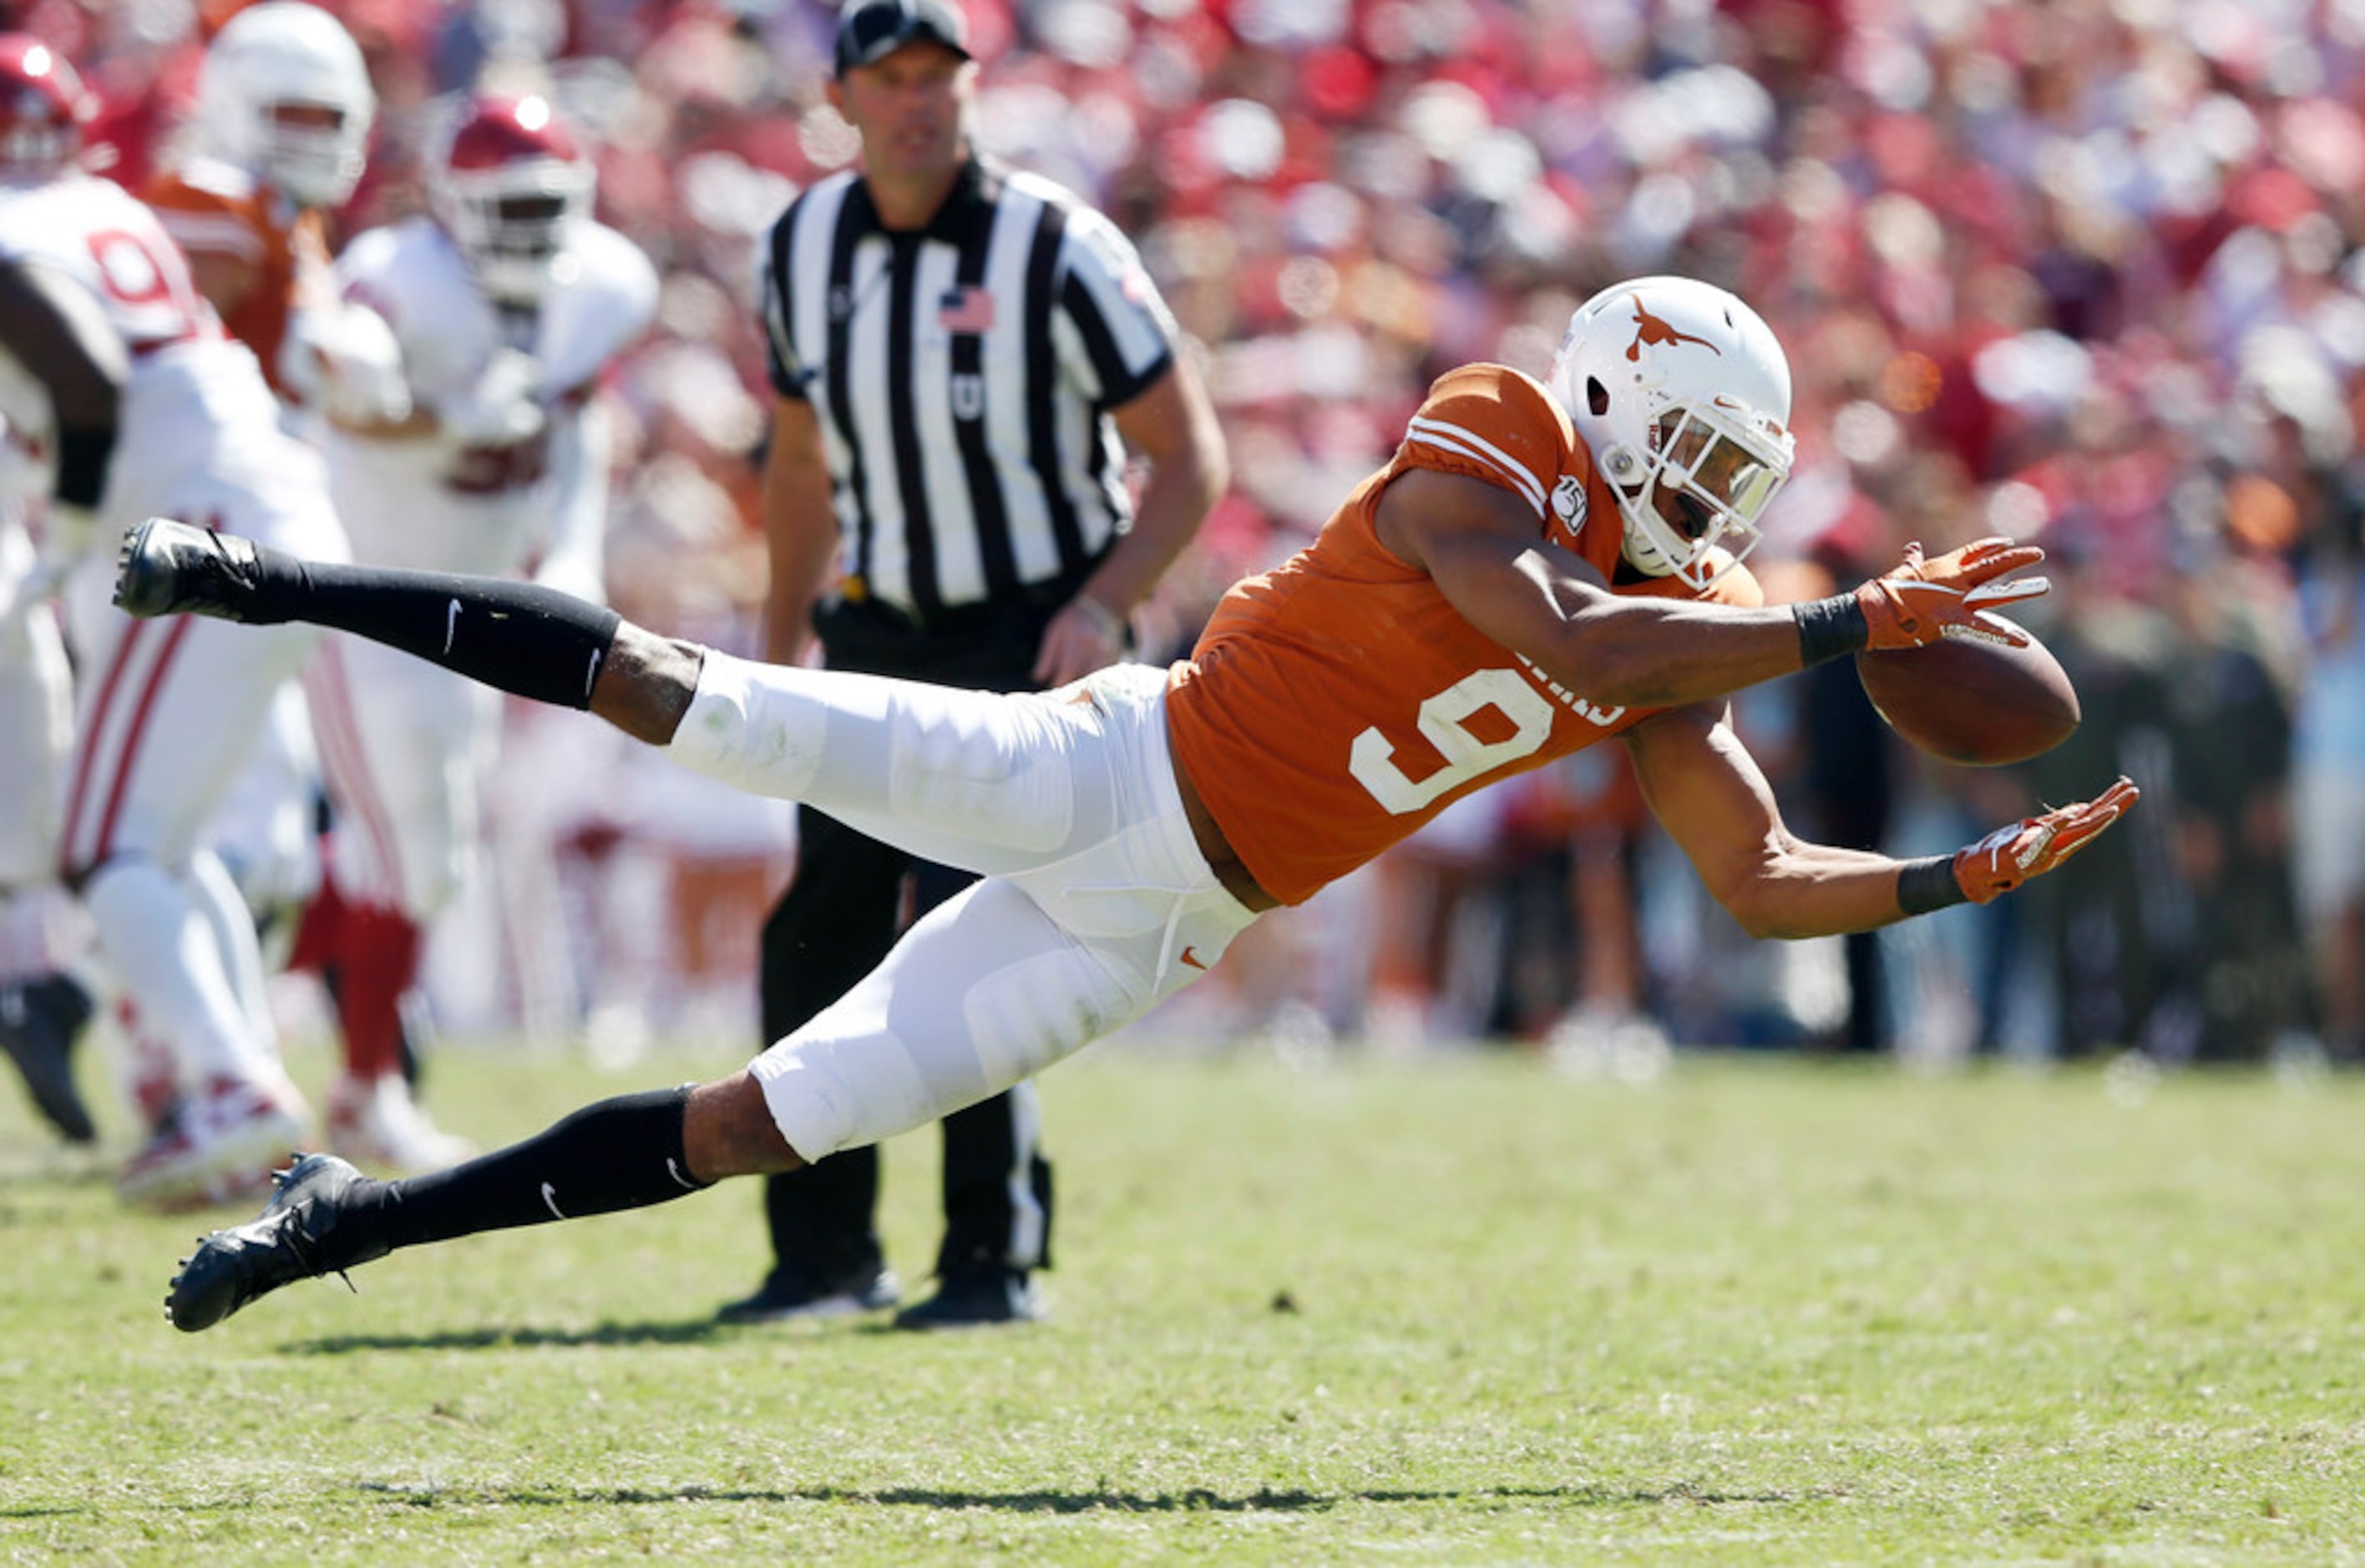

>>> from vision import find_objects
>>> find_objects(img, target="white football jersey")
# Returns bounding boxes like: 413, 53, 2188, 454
0, 172, 339, 556
325, 215, 657, 576
0, 173, 217, 355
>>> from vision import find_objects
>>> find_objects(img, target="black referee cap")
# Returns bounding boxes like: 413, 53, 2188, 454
834, 0, 971, 77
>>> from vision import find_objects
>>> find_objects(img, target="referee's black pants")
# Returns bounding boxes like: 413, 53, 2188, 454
752, 602, 1060, 1290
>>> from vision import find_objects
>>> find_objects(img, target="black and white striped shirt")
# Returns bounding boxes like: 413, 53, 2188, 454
757, 154, 1179, 619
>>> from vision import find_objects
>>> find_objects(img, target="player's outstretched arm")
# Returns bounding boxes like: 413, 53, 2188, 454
1387, 471, 1820, 707
112, 518, 702, 745
1626, 706, 1927, 938
1384, 473, 2052, 711
1627, 707, 2139, 937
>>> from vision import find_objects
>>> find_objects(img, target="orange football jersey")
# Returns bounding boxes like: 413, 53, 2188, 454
1165, 363, 1761, 906
143, 161, 335, 399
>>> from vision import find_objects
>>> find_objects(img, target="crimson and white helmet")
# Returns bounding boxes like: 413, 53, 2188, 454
195, 3, 375, 209
1549, 276, 1795, 589
0, 34, 94, 186
425, 94, 593, 306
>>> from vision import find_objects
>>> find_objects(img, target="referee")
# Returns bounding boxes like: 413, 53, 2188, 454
718, 0, 1228, 1328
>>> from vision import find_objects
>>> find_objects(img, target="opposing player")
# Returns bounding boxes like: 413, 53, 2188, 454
0, 341, 91, 1144
134, 276, 2139, 1331
141, 3, 470, 1172
0, 35, 347, 1202
148, 2, 400, 428
290, 90, 655, 1156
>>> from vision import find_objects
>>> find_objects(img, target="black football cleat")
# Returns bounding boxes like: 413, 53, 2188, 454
113, 517, 270, 621
166, 1152, 385, 1333
891, 1265, 1042, 1331
0, 973, 96, 1145
716, 1261, 902, 1325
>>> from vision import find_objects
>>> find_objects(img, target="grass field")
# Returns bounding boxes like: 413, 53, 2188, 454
4, 1035, 2365, 1565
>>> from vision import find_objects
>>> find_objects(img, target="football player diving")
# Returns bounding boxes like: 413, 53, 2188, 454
120, 275, 2138, 1333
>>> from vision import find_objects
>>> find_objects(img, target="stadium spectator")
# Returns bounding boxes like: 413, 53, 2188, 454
2291, 469, 2365, 1065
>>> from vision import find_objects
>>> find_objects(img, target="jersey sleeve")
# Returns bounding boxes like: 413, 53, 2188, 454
755, 200, 813, 402
144, 175, 265, 266
1052, 200, 1176, 409
1392, 365, 1570, 523
541, 225, 658, 396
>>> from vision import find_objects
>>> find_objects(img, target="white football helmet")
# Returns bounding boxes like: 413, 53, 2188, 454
195, 3, 375, 209
425, 94, 594, 306
1548, 276, 1795, 589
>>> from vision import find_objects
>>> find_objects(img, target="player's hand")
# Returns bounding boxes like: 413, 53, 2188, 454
438, 349, 546, 448
1855, 538, 2048, 650
1952, 776, 2140, 903
282, 302, 413, 427
1032, 594, 1130, 687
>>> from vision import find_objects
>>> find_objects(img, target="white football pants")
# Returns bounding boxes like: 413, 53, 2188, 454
60, 423, 345, 1090
0, 519, 78, 981
0, 518, 69, 891
667, 655, 1261, 1161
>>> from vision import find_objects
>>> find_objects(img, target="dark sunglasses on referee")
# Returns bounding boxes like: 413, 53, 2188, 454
833, 0, 973, 77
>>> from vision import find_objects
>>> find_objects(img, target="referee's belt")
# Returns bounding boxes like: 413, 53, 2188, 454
833, 569, 1096, 640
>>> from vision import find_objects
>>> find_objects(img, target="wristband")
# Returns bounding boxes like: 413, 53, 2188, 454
1897, 855, 1971, 915
1792, 593, 1870, 667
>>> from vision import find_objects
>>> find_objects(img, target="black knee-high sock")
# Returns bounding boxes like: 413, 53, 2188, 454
243, 546, 620, 711
327, 1088, 709, 1268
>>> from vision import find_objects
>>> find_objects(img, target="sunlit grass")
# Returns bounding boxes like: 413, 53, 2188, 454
4, 1037, 2362, 1563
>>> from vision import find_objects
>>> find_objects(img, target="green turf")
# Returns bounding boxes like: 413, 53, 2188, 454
3, 1039, 2363, 1564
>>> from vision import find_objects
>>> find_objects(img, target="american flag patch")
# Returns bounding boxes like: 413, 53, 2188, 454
939, 286, 996, 334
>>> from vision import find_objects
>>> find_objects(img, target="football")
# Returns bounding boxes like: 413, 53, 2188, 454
1854, 625, 2080, 766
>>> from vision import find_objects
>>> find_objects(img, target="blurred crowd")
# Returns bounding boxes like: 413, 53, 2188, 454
27, 0, 2364, 1069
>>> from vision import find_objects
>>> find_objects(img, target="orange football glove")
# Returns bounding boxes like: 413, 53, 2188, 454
1855, 538, 2050, 650
1953, 776, 2141, 904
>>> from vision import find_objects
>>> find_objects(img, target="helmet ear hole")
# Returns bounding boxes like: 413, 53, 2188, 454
1587, 377, 1610, 418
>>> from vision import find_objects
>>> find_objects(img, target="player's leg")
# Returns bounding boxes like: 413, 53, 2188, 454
115, 525, 1126, 885
113, 517, 651, 720
164, 1072, 770, 1332
61, 589, 317, 1202
665, 652, 1157, 882
303, 639, 483, 1170
267, 872, 1151, 1281
0, 544, 94, 1143
165, 670, 1258, 1332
